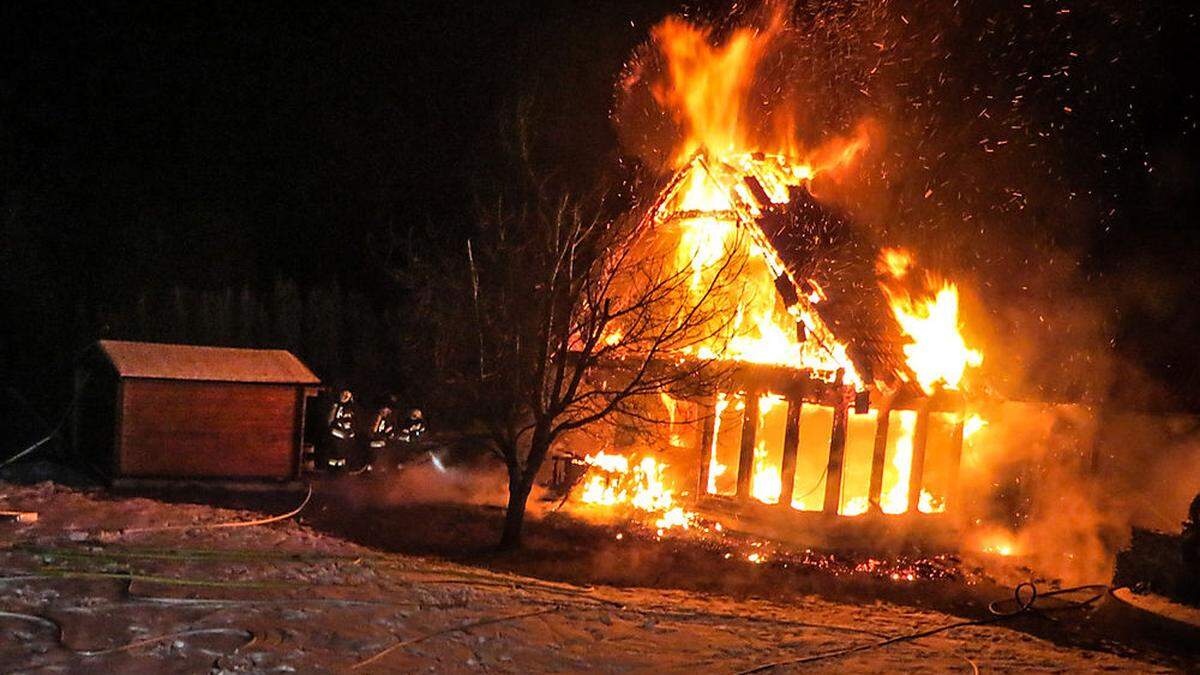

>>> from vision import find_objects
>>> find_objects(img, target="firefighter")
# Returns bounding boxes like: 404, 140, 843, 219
322, 390, 357, 472
397, 408, 426, 443
366, 398, 397, 472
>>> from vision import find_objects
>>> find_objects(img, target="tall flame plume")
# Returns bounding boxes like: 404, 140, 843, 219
877, 248, 983, 394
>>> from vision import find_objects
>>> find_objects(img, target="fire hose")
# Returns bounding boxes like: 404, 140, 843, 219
737, 581, 1112, 673
118, 483, 312, 535
0, 610, 254, 660
0, 550, 565, 671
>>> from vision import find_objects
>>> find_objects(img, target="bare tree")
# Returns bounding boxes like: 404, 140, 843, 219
405, 169, 755, 549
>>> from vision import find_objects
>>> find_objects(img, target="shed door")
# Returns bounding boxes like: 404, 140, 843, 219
119, 380, 298, 479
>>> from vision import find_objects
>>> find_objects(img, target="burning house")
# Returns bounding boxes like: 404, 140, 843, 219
572, 150, 985, 546
560, 9, 995, 549
550, 7, 1194, 575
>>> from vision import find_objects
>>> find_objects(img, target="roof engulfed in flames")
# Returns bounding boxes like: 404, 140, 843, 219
625, 8, 982, 394
651, 152, 866, 386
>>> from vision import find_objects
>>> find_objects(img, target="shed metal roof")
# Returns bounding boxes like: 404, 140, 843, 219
96, 340, 320, 384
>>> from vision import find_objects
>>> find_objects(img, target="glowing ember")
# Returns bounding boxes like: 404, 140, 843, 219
979, 531, 1019, 557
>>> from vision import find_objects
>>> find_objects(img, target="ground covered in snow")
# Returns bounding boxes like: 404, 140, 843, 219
0, 473, 1194, 673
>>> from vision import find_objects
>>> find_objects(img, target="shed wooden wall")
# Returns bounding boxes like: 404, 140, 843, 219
117, 379, 301, 479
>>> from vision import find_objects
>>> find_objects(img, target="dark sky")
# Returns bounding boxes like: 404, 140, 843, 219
1, 1, 671, 287
2, 0, 1199, 408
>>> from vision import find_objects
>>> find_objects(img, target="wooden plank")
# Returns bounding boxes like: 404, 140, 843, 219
118, 379, 299, 480
696, 397, 716, 496
777, 400, 802, 509
867, 401, 892, 513
292, 388, 308, 479
113, 380, 125, 478
735, 393, 760, 502
945, 413, 966, 513
822, 396, 849, 514
906, 403, 931, 513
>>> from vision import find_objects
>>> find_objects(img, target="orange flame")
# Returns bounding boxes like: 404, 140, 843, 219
659, 390, 684, 447
605, 11, 994, 536
651, 14, 783, 166
963, 413, 988, 440
881, 409, 917, 514
643, 12, 873, 383
664, 156, 865, 385
878, 248, 983, 394
707, 392, 735, 495
578, 451, 696, 531
649, 12, 872, 173
750, 393, 786, 504
977, 529, 1019, 557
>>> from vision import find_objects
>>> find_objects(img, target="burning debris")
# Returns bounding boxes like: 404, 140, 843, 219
576, 451, 695, 532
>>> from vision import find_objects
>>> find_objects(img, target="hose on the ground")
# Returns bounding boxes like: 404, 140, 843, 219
349, 605, 561, 670
2, 569, 294, 589
118, 483, 312, 535
2, 547, 1113, 673
737, 582, 1110, 673
0, 608, 253, 665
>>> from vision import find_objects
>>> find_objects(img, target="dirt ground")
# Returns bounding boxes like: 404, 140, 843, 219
0, 472, 1195, 673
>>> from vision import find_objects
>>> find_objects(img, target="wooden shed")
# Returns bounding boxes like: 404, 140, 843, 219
72, 340, 321, 483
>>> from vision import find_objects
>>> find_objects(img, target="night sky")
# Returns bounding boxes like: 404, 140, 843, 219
2, 1, 1199, 412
